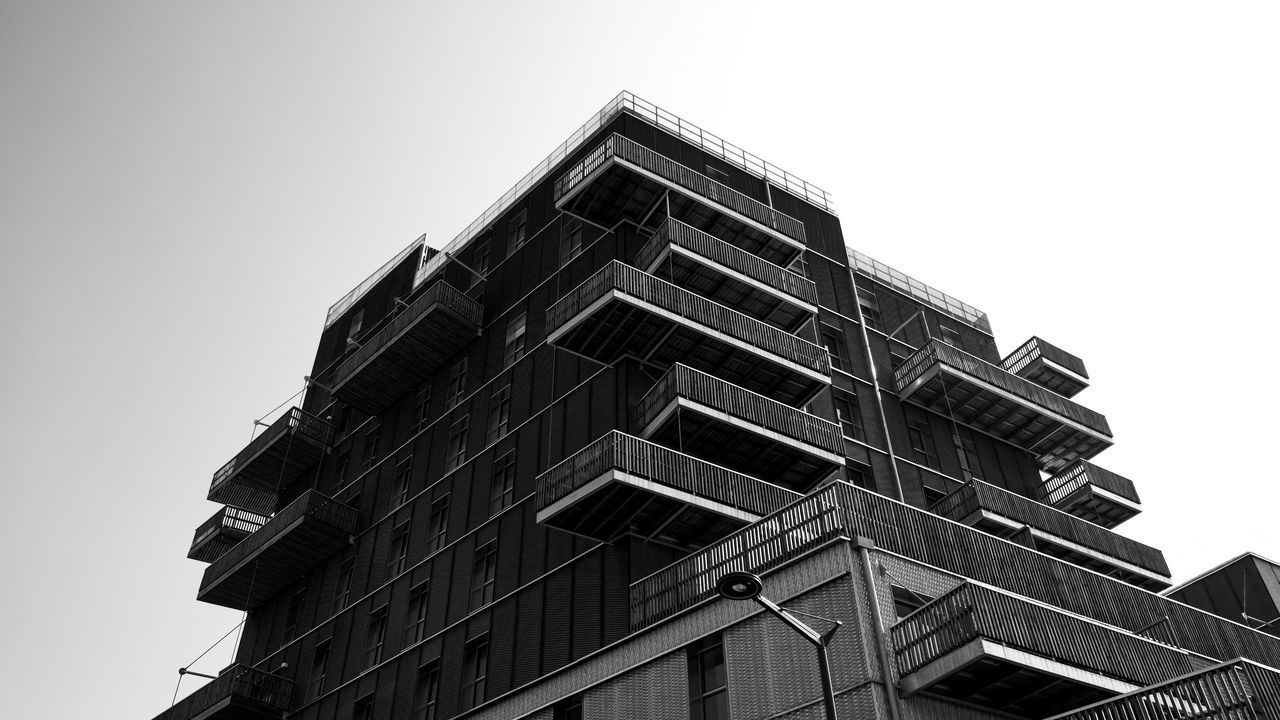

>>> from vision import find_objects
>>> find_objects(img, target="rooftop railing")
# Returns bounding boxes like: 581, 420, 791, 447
1048, 659, 1280, 720
848, 248, 991, 333
151, 664, 292, 720
325, 235, 425, 328
1042, 461, 1140, 506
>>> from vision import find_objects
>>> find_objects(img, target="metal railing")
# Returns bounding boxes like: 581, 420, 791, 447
189, 507, 268, 557
201, 491, 357, 587
637, 364, 842, 453
1041, 461, 1140, 506
209, 408, 334, 497
1002, 336, 1089, 379
537, 430, 801, 516
151, 664, 292, 720
554, 134, 807, 245
547, 261, 830, 375
1048, 659, 1280, 720
636, 218, 818, 305
894, 340, 1112, 438
325, 235, 425, 328
892, 582, 1193, 685
848, 248, 991, 333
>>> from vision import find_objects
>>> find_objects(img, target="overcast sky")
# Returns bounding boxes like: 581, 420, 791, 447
2, 2, 1277, 718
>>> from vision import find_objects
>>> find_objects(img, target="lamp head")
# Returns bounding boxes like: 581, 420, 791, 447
717, 571, 763, 602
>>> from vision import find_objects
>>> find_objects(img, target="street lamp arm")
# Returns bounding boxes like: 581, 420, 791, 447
754, 595, 827, 647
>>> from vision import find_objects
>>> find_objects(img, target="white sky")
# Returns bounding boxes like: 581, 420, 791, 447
2, 2, 1277, 718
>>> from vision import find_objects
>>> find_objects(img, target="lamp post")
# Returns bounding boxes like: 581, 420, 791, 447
716, 572, 841, 720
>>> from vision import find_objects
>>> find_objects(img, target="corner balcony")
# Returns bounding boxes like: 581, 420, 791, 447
198, 491, 356, 610
1039, 460, 1141, 529
547, 262, 830, 405
930, 479, 1170, 591
151, 665, 292, 720
636, 364, 843, 490
892, 583, 1194, 718
554, 133, 806, 266
330, 280, 482, 413
207, 408, 334, 516
536, 430, 801, 549
635, 218, 818, 332
895, 340, 1112, 473
188, 507, 268, 563
1002, 336, 1090, 398
1048, 660, 1280, 720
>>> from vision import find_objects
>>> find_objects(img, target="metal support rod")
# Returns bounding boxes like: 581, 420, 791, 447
752, 594, 840, 720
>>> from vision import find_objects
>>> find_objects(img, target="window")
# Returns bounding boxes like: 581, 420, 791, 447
857, 287, 884, 333
892, 585, 936, 620
392, 456, 413, 507
426, 496, 449, 553
332, 558, 354, 613
364, 606, 389, 668
386, 520, 410, 579
333, 452, 350, 487
845, 461, 873, 490
489, 452, 516, 515
470, 542, 497, 610
475, 240, 490, 276
509, 209, 528, 252
821, 326, 848, 372
561, 218, 583, 263
282, 583, 306, 643
460, 634, 490, 710
404, 580, 430, 646
687, 634, 729, 720
552, 695, 584, 720
412, 661, 441, 720
362, 424, 381, 472
445, 415, 469, 471
955, 435, 983, 482
348, 309, 365, 340
486, 386, 511, 443
307, 640, 330, 700
353, 694, 374, 720
906, 418, 938, 469
411, 385, 432, 434
832, 391, 865, 442
503, 312, 527, 368
446, 358, 467, 408
940, 324, 963, 348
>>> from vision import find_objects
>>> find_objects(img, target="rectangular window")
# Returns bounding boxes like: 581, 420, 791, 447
353, 694, 374, 720
364, 606, 388, 668
892, 585, 936, 620
906, 419, 939, 469
460, 634, 490, 711
446, 358, 467, 408
445, 415, 469, 471
282, 583, 306, 643
955, 436, 983, 482
392, 456, 413, 507
348, 309, 365, 340
552, 695, 584, 720
857, 287, 884, 333
845, 461, 873, 490
832, 391, 865, 442
509, 209, 528, 252
821, 326, 848, 372
426, 496, 450, 553
307, 640, 330, 700
489, 452, 516, 516
386, 520, 410, 579
940, 324, 963, 348
561, 218, 583, 263
486, 385, 511, 444
333, 452, 350, 487
404, 580, 430, 646
362, 424, 381, 472
470, 542, 497, 610
687, 634, 729, 720
412, 385, 432, 434
475, 239, 490, 276
503, 311, 527, 368
332, 558, 354, 613
412, 661, 441, 720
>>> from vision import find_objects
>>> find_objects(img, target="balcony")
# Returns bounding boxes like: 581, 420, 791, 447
635, 218, 818, 332
1048, 660, 1280, 720
636, 364, 843, 490
1039, 461, 1141, 529
930, 479, 1170, 591
1003, 337, 1090, 398
207, 408, 334, 516
536, 430, 801, 549
547, 261, 830, 405
330, 280, 482, 413
895, 340, 1112, 473
188, 507, 268, 563
151, 665, 292, 720
554, 133, 806, 266
891, 583, 1193, 718
198, 491, 356, 610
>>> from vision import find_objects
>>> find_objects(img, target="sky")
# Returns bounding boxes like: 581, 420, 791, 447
1, 1, 1277, 718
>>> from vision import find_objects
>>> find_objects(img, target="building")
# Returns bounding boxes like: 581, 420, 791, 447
156, 91, 1280, 720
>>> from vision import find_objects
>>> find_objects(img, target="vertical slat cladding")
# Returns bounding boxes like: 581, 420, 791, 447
1042, 461, 1140, 506
1051, 661, 1280, 720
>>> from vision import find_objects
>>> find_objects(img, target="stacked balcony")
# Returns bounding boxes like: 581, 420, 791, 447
1039, 460, 1142, 529
930, 479, 1170, 591
330, 280, 482, 413
207, 408, 334, 516
635, 364, 843, 490
535, 430, 801, 548
198, 491, 357, 610
1003, 336, 1090, 398
554, 133, 806, 266
891, 583, 1194, 718
895, 340, 1113, 473
1048, 660, 1280, 720
635, 218, 818, 333
151, 665, 292, 720
547, 262, 830, 405
188, 507, 268, 563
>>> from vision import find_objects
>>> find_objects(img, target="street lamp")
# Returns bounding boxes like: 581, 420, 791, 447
716, 572, 841, 720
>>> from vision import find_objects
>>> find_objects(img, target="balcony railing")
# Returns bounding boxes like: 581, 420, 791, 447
207, 407, 334, 516
1048, 659, 1280, 720
188, 507, 268, 563
894, 340, 1112, 472
198, 491, 356, 610
1002, 336, 1090, 398
150, 664, 292, 720
1040, 460, 1141, 529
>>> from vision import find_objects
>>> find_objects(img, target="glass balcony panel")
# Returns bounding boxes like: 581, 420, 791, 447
207, 408, 333, 516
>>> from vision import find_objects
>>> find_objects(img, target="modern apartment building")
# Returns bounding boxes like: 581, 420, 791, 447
155, 92, 1280, 720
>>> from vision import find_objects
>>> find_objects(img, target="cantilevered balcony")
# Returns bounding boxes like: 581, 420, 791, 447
330, 280, 482, 413
547, 261, 830, 405
636, 364, 843, 490
537, 431, 800, 548
1003, 336, 1090, 398
892, 583, 1194, 718
188, 507, 268, 563
635, 218, 818, 332
1048, 659, 1280, 720
554, 133, 806, 266
151, 665, 292, 720
198, 491, 356, 610
1039, 460, 1141, 529
895, 340, 1112, 473
207, 408, 334, 516
930, 479, 1170, 591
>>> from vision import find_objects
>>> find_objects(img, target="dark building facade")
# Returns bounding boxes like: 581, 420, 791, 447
158, 92, 1280, 720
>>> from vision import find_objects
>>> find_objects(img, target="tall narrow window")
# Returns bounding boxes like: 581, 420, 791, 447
307, 640, 330, 700
486, 385, 511, 443
821, 326, 848, 372
955, 436, 983, 482
332, 558, 354, 613
445, 415, 469, 471
503, 312, 527, 368
475, 239, 490, 276
412, 660, 441, 720
348, 309, 365, 341
411, 385, 432, 434
282, 583, 306, 643
392, 456, 413, 507
509, 209, 528, 252
386, 520, 410, 579
857, 287, 884, 333
489, 452, 516, 516
426, 496, 450, 553
561, 218, 583, 263
362, 424, 381, 472
364, 606, 389, 668
470, 542, 498, 610
333, 452, 350, 487
446, 358, 467, 408
404, 580, 430, 646
460, 634, 490, 711
906, 418, 939, 469
687, 634, 729, 720
833, 391, 865, 442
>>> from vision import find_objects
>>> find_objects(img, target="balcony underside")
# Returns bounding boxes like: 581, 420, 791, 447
1014, 357, 1090, 398
547, 291, 827, 406
1051, 483, 1142, 529
207, 427, 328, 516
557, 157, 803, 267
640, 399, 843, 491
